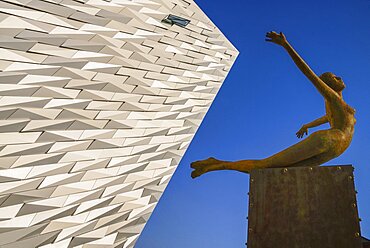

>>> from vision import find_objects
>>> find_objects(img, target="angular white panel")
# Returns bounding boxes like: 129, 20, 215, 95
0, 0, 238, 247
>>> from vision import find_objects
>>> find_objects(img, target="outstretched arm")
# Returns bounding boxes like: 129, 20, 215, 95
265, 31, 337, 100
296, 115, 328, 138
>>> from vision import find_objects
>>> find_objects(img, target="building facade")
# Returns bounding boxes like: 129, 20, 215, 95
0, 0, 238, 247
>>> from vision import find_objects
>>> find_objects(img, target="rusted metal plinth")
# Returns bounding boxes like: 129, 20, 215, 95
247, 165, 362, 248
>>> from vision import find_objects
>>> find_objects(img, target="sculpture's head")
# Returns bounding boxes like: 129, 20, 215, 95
319, 72, 346, 93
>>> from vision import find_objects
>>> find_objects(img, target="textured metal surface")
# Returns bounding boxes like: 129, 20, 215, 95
247, 165, 362, 248
363, 237, 370, 248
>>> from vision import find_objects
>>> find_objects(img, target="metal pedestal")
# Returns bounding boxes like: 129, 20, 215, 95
247, 165, 362, 248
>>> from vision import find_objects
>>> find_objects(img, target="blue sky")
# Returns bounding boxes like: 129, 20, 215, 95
136, 0, 370, 247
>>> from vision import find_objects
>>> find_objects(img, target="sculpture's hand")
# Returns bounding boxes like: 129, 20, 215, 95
265, 31, 287, 46
296, 125, 308, 139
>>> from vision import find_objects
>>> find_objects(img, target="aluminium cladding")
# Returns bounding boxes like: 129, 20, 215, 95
0, 0, 238, 247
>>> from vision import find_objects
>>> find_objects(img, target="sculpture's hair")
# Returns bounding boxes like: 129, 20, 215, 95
320, 72, 355, 115
319, 72, 343, 92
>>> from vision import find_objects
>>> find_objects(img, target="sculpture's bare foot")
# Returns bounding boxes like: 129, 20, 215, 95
190, 157, 222, 169
190, 157, 224, 179
191, 168, 205, 179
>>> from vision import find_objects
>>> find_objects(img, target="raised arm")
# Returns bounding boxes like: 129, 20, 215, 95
296, 115, 328, 138
265, 31, 338, 100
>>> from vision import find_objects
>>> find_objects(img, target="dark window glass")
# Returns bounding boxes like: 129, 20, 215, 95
162, 14, 190, 27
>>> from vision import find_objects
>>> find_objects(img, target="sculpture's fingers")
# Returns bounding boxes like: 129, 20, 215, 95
266, 32, 274, 38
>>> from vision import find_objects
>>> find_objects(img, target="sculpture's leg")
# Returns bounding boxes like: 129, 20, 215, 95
191, 130, 339, 178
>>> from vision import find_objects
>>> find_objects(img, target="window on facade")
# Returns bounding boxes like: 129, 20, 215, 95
162, 14, 190, 27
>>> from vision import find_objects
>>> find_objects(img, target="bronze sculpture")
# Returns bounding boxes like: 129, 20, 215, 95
191, 31, 356, 179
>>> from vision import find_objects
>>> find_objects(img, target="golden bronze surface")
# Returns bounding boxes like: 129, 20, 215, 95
191, 31, 356, 179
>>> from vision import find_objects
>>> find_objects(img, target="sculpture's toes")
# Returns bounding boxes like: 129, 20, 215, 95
191, 169, 204, 179
190, 157, 218, 169
190, 160, 204, 169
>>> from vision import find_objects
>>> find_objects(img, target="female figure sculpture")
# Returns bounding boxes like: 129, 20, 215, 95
191, 31, 356, 179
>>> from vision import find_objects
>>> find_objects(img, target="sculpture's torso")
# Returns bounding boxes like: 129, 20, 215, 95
325, 98, 356, 156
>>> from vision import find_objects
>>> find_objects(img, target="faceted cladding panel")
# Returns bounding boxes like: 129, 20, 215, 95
0, 0, 238, 247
